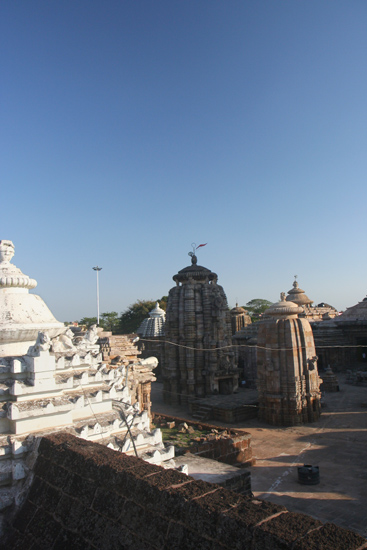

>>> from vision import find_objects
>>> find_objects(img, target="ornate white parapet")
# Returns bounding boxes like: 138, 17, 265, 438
0, 239, 166, 536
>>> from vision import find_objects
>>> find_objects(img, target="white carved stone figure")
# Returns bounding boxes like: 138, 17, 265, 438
30, 331, 51, 354
83, 324, 99, 345
51, 337, 66, 353
0, 240, 15, 264
51, 330, 76, 352
59, 329, 75, 349
138, 357, 158, 370
110, 374, 125, 391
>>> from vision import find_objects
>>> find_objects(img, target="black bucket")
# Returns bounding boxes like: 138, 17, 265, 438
298, 464, 320, 485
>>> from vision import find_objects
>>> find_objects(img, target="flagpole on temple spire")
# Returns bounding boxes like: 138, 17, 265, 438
188, 243, 207, 264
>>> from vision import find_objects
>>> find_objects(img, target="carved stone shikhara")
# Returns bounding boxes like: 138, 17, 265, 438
230, 303, 251, 335
136, 303, 166, 372
163, 252, 238, 405
257, 293, 322, 425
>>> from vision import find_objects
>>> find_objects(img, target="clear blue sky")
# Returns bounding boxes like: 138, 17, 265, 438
2, 1, 367, 321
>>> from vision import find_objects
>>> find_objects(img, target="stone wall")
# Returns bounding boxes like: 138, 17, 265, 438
153, 413, 254, 468
3, 433, 366, 550
188, 432, 252, 468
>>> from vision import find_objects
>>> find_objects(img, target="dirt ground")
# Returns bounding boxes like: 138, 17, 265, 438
151, 377, 367, 538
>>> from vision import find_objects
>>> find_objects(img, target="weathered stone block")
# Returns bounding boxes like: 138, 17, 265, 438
217, 499, 287, 548
252, 511, 322, 549
165, 521, 213, 549
119, 499, 168, 547
27, 509, 62, 548
92, 487, 126, 520
55, 494, 85, 531
12, 500, 38, 533
53, 530, 91, 550
292, 522, 367, 550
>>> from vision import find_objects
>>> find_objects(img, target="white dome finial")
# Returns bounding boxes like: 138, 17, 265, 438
0, 240, 15, 264
0, 239, 37, 290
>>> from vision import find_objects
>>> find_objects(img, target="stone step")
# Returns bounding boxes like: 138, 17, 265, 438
191, 412, 209, 421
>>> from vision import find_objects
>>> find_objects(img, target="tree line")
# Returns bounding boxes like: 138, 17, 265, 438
75, 297, 168, 334
70, 297, 272, 335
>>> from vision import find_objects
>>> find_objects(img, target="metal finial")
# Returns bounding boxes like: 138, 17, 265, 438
187, 244, 196, 265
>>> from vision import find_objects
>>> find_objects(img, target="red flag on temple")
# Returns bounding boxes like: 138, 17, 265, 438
196, 243, 207, 249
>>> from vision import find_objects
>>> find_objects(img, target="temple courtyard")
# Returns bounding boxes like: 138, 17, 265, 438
151, 377, 367, 539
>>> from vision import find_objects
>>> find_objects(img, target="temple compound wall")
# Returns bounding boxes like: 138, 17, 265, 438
163, 251, 238, 405
2, 432, 366, 550
257, 294, 322, 426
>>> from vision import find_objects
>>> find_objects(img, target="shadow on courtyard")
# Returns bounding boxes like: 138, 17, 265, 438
151, 380, 367, 537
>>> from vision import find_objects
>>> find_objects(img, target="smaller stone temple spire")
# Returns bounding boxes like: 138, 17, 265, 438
230, 303, 251, 335
286, 277, 313, 307
137, 302, 165, 338
257, 291, 321, 426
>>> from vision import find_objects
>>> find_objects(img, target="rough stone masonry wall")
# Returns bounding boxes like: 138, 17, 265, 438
3, 433, 367, 550
153, 413, 253, 467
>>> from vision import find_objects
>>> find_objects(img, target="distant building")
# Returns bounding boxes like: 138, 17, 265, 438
313, 295, 367, 371
230, 304, 251, 335
286, 277, 338, 321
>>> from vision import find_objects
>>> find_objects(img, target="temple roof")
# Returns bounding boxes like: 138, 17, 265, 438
137, 302, 165, 337
333, 296, 367, 322
149, 302, 166, 318
172, 253, 217, 284
230, 303, 248, 315
265, 292, 304, 319
286, 277, 313, 306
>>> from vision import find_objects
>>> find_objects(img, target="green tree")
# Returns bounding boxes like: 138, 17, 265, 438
100, 311, 119, 333
244, 299, 273, 321
119, 297, 167, 334
79, 316, 98, 328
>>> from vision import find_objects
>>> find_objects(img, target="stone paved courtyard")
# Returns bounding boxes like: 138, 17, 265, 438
151, 377, 367, 538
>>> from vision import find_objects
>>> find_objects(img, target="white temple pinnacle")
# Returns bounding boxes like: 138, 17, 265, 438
0, 239, 64, 356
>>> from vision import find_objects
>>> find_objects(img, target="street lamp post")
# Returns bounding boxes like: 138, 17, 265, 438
92, 266, 102, 325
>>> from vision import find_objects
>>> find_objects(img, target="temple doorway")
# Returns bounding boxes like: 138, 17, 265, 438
218, 378, 233, 395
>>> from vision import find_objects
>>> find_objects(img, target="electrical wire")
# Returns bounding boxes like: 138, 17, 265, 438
140, 337, 367, 353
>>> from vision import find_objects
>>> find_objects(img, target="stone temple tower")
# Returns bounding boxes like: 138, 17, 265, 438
257, 293, 321, 426
163, 251, 238, 405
